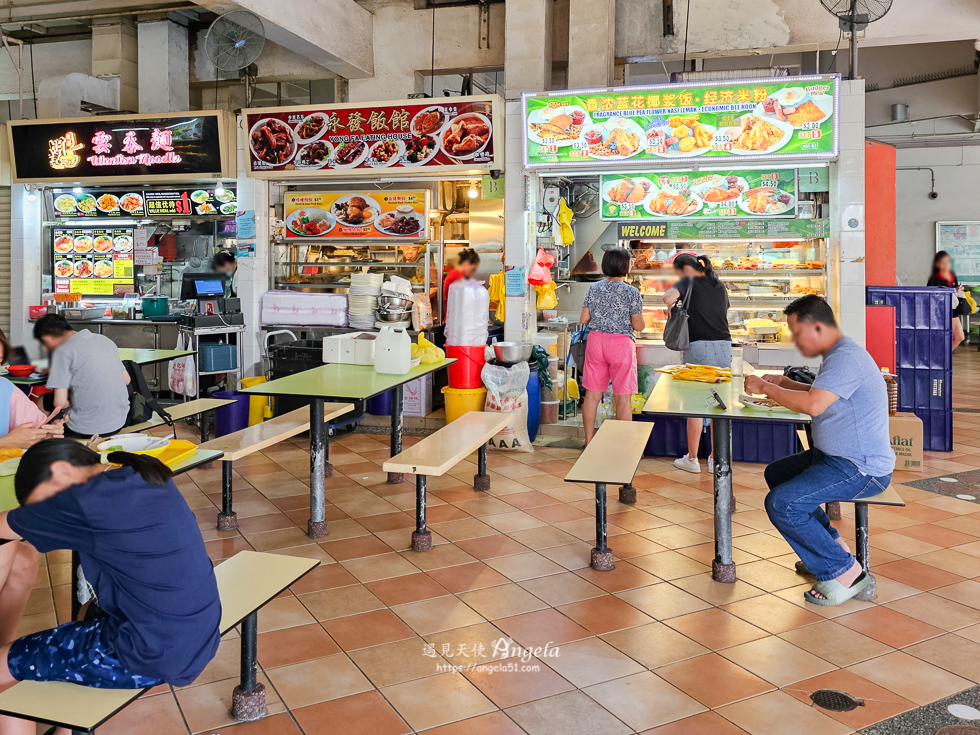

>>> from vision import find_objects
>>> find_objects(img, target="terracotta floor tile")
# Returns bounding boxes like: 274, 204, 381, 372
836, 605, 945, 648
720, 636, 835, 687
629, 550, 711, 580
731, 560, 809, 592
874, 558, 967, 590
320, 535, 394, 561
321, 608, 416, 650
847, 650, 973, 705
717, 690, 853, 735
615, 582, 711, 620
783, 668, 916, 730
292, 690, 410, 735
288, 563, 357, 595
885, 591, 980, 631
391, 595, 486, 636
423, 712, 526, 735
494, 607, 592, 647
721, 594, 824, 634
640, 711, 751, 735
535, 636, 643, 688
672, 574, 767, 606
557, 594, 655, 634
365, 572, 450, 606
916, 548, 980, 578
257, 623, 341, 668
507, 526, 581, 550
664, 608, 769, 651
97, 693, 187, 735
655, 652, 774, 708
484, 551, 565, 581
640, 525, 712, 550
777, 619, 893, 667
340, 552, 420, 583
176, 674, 282, 733
519, 572, 606, 606
600, 622, 708, 669
430, 517, 499, 542
536, 542, 594, 570
266, 654, 373, 709
426, 561, 512, 593
463, 655, 574, 708
506, 691, 632, 735
455, 534, 531, 559
502, 490, 563, 509
584, 671, 706, 731
896, 522, 979, 549
381, 671, 495, 731
933, 579, 980, 610
401, 544, 478, 571
904, 633, 980, 682
254, 596, 317, 633
348, 637, 448, 688
194, 712, 299, 735
459, 583, 548, 620
298, 584, 385, 621
573, 561, 660, 593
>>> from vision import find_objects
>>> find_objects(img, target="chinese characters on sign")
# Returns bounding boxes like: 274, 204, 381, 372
283, 191, 427, 240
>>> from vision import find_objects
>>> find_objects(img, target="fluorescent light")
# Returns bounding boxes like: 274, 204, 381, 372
467, 183, 479, 199
215, 184, 226, 196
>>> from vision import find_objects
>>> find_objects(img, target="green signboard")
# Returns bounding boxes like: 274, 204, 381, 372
523, 76, 838, 167
798, 166, 830, 192
600, 168, 796, 221
617, 219, 829, 241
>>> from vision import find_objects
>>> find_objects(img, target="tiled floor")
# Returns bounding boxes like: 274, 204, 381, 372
19, 347, 980, 734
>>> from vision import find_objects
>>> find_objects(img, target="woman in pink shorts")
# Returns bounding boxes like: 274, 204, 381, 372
580, 247, 645, 445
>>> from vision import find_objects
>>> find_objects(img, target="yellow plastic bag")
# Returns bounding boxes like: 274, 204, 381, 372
535, 282, 557, 309
417, 333, 445, 364
630, 393, 646, 414
965, 291, 977, 315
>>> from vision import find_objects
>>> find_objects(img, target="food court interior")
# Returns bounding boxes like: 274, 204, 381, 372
3, 2, 980, 734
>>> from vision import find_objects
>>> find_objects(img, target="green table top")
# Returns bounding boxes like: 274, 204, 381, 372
643, 373, 810, 423
118, 349, 196, 365
241, 359, 456, 401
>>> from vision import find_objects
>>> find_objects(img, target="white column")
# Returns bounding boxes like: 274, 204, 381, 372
137, 19, 189, 113
10, 185, 42, 356
91, 20, 138, 112
567, 0, 615, 89
834, 80, 867, 347
504, 0, 553, 97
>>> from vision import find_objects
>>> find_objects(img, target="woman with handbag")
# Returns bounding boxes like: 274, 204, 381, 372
580, 248, 645, 446
928, 251, 967, 350
663, 254, 731, 474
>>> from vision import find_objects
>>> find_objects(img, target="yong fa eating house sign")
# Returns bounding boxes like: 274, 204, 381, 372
243, 95, 503, 178
6, 111, 236, 184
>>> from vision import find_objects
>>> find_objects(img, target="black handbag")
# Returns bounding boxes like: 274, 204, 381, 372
664, 279, 694, 351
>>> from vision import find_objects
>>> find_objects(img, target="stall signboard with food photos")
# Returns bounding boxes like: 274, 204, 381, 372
243, 95, 503, 178
7, 111, 237, 184
283, 191, 428, 240
51, 187, 238, 218
53, 227, 135, 295
616, 218, 830, 241
523, 76, 838, 168
600, 169, 797, 220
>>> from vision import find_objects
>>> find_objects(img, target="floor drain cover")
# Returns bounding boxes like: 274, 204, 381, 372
810, 689, 864, 712
936, 726, 980, 735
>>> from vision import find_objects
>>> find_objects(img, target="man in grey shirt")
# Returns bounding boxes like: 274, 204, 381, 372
34, 315, 130, 437
744, 296, 894, 608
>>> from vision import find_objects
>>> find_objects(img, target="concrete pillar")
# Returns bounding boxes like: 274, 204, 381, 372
834, 80, 866, 346
10, 185, 42, 353
567, 0, 615, 89
138, 19, 189, 113
91, 20, 138, 112
504, 0, 553, 96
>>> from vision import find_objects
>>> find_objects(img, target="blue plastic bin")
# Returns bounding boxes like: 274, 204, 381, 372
213, 390, 250, 436
200, 343, 238, 372
633, 414, 798, 463
527, 367, 541, 443
368, 391, 393, 416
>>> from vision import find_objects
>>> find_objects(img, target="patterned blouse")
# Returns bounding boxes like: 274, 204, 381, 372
583, 279, 642, 338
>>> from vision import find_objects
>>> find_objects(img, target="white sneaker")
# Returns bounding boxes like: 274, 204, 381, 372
674, 455, 701, 474
708, 457, 714, 474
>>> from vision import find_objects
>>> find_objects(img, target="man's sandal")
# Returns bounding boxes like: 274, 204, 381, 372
804, 572, 872, 607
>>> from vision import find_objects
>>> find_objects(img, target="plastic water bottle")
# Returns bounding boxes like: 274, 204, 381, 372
731, 343, 744, 378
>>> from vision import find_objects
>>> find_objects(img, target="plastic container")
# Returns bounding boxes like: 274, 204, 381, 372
534, 332, 558, 356
526, 366, 541, 442
367, 391, 393, 416
141, 297, 168, 317
540, 400, 559, 425
240, 376, 272, 426
881, 369, 898, 416
446, 344, 487, 389
374, 327, 412, 375
446, 279, 490, 346
213, 390, 250, 437
547, 356, 559, 379
200, 343, 237, 372
442, 386, 487, 423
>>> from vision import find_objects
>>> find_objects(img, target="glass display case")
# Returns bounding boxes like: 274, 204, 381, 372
626, 238, 827, 343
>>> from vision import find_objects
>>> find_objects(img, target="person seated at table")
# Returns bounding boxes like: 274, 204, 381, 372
0, 440, 221, 735
33, 315, 130, 439
743, 295, 894, 607
0, 329, 64, 451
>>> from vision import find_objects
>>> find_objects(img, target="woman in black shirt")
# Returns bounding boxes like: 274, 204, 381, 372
928, 250, 966, 350
664, 254, 731, 474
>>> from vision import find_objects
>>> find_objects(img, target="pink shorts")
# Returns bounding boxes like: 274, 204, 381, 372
583, 331, 637, 395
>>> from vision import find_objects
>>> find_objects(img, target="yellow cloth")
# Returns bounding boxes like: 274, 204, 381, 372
535, 282, 557, 309
488, 271, 506, 321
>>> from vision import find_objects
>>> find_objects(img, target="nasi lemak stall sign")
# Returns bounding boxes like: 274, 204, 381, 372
243, 95, 503, 178
523, 76, 838, 167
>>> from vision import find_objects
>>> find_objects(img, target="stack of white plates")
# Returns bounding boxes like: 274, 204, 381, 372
348, 273, 383, 329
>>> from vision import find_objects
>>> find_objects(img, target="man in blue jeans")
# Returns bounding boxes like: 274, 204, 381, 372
744, 295, 894, 607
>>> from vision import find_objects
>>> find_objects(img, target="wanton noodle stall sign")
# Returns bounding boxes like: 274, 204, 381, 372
523, 76, 838, 167
7, 111, 236, 184
243, 95, 503, 178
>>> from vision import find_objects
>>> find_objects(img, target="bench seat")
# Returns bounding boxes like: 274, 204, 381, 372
119, 397, 235, 441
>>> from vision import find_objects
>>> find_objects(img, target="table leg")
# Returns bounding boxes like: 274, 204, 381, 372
412, 474, 432, 551
231, 611, 266, 722
308, 398, 329, 538
712, 417, 736, 583
474, 443, 490, 491
591, 482, 614, 571
217, 460, 238, 530
201, 409, 211, 443
388, 384, 405, 484
853, 503, 877, 601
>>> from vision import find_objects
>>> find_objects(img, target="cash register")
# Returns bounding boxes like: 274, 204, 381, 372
179, 273, 244, 327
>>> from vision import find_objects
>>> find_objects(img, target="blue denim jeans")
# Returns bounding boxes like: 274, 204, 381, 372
764, 449, 892, 582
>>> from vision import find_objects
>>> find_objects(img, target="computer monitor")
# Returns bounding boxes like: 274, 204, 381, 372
180, 272, 226, 301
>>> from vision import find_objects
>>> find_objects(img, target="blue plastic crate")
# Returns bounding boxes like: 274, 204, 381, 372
633, 414, 799, 463
200, 343, 238, 372
895, 328, 952, 371
896, 368, 951, 412
866, 286, 953, 331
906, 408, 953, 452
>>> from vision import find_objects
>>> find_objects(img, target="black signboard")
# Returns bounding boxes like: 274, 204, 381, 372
8, 113, 228, 182
144, 188, 238, 217
52, 190, 147, 218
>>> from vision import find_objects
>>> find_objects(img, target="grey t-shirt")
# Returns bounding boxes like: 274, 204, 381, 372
583, 280, 642, 338
46, 330, 130, 434
811, 336, 895, 477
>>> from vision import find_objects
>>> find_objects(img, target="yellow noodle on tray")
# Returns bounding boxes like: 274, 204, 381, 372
655, 363, 731, 383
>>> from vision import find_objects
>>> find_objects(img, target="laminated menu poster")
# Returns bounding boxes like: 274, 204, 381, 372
243, 95, 502, 177
283, 191, 428, 240
937, 222, 980, 283
52, 227, 135, 294
600, 169, 797, 220
144, 188, 238, 216
524, 76, 837, 166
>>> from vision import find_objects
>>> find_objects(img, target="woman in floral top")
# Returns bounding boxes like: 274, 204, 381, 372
580, 247, 645, 445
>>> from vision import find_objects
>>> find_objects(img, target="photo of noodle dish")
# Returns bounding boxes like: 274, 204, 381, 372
296, 141, 333, 169
113, 235, 133, 252
54, 234, 74, 254
55, 260, 73, 278
738, 186, 795, 216
94, 261, 114, 278
75, 194, 97, 214
582, 118, 645, 160
526, 105, 591, 147
645, 115, 716, 158
72, 235, 93, 253
724, 114, 793, 154
93, 235, 114, 253
73, 260, 94, 278
54, 195, 77, 214
690, 174, 748, 207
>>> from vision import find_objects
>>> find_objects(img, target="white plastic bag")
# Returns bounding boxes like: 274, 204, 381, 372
482, 361, 533, 453
168, 333, 197, 397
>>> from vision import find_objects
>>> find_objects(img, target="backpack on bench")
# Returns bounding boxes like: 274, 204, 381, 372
123, 360, 174, 429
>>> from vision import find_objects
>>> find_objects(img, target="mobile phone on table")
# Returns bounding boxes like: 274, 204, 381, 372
709, 389, 727, 410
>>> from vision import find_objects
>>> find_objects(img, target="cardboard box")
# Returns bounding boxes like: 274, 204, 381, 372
890, 412, 923, 472
321, 332, 376, 365
403, 373, 434, 416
